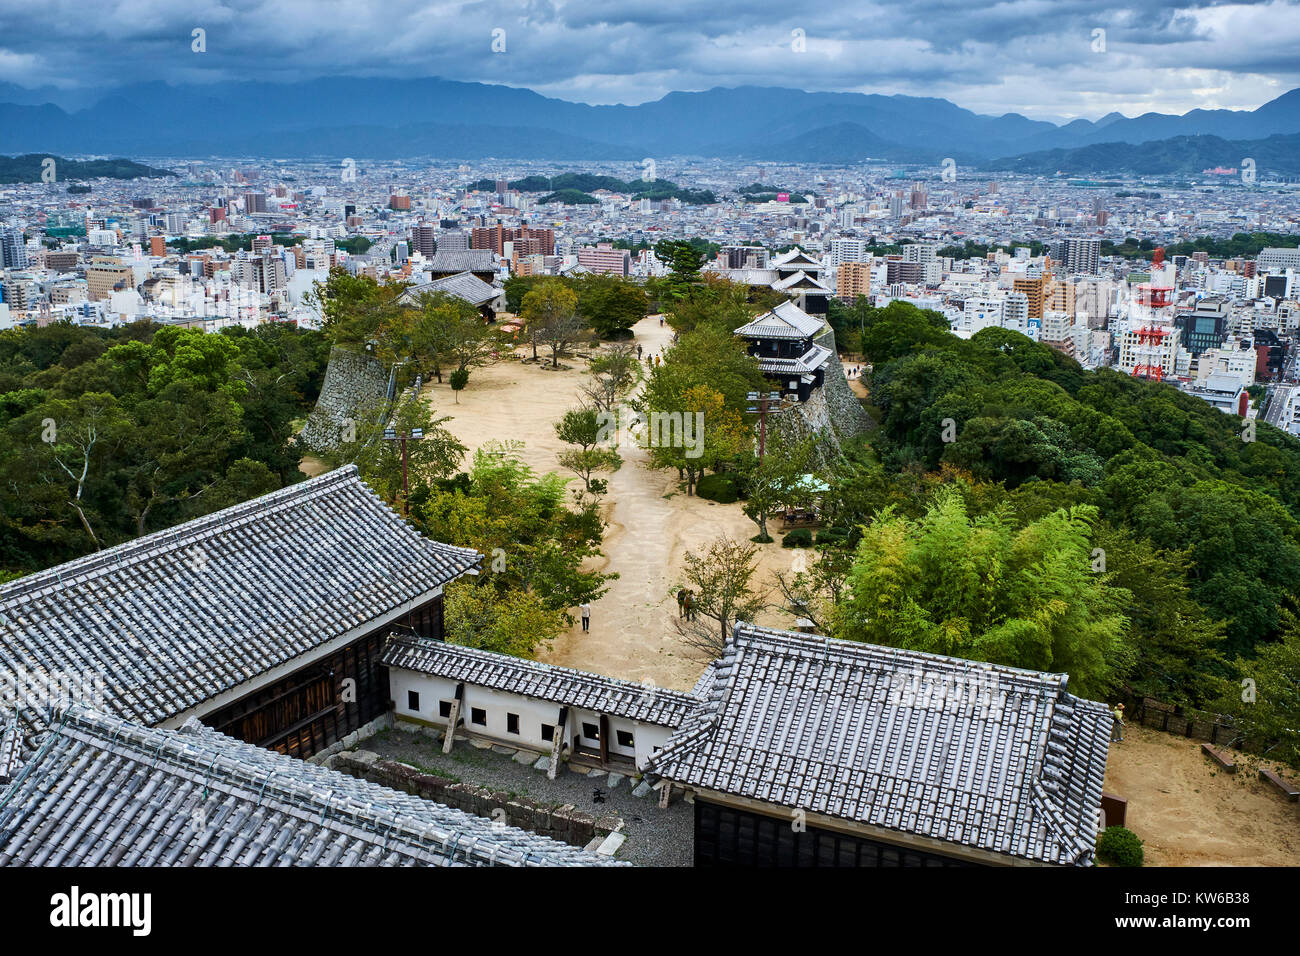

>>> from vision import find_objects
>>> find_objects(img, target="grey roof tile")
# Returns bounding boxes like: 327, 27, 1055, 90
644, 622, 1112, 865
0, 466, 482, 735
0, 702, 621, 867
381, 635, 697, 727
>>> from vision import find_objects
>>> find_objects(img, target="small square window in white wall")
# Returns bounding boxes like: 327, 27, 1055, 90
582, 722, 600, 740
507, 713, 520, 735
439, 700, 452, 718
541, 724, 555, 742
616, 730, 635, 748
407, 690, 420, 711
471, 708, 487, 726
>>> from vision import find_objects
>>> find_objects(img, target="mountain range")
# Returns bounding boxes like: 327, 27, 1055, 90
3, 77, 1300, 173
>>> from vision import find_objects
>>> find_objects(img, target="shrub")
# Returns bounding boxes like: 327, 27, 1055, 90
1096, 826, 1144, 867
815, 527, 847, 546
782, 528, 813, 548
696, 473, 740, 504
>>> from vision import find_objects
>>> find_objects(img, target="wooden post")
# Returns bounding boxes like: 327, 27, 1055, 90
442, 682, 464, 753
598, 714, 609, 767
548, 706, 567, 781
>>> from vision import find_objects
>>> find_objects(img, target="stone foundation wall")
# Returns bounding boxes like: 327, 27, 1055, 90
299, 346, 392, 453
331, 750, 621, 848
769, 325, 874, 467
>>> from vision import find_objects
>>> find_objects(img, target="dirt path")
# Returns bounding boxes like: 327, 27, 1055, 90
417, 314, 792, 691
1103, 724, 1300, 866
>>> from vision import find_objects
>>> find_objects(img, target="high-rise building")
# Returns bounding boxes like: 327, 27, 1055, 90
720, 245, 769, 269
902, 243, 937, 264
827, 239, 868, 268
243, 192, 268, 214
0, 229, 29, 269
836, 261, 871, 302
1055, 237, 1101, 276
1257, 248, 1300, 272
437, 229, 469, 252
1013, 274, 1050, 320
411, 224, 438, 258
471, 223, 554, 256
149, 235, 166, 257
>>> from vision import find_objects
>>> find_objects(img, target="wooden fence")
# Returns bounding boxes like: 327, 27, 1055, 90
1117, 690, 1242, 748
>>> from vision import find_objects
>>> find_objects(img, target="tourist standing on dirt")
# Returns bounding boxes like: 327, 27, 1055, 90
1111, 703, 1125, 742
580, 602, 591, 632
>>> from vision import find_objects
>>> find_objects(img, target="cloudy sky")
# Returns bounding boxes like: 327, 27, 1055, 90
1, 0, 1298, 121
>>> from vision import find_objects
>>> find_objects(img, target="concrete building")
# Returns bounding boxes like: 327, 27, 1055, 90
86, 256, 136, 302
577, 242, 631, 276
836, 260, 872, 302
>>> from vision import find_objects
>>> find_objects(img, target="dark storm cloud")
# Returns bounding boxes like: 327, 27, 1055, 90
0, 0, 1297, 119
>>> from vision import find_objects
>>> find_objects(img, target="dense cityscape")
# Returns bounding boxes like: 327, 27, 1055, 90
6, 158, 1300, 428
0, 0, 1295, 932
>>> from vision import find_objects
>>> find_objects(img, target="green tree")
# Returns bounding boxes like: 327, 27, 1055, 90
443, 578, 566, 658
837, 489, 1129, 698
1221, 609, 1300, 772
573, 273, 649, 338
741, 432, 817, 541
554, 407, 621, 491
520, 280, 580, 364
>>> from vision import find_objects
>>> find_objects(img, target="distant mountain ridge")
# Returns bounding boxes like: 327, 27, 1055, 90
1, 76, 1299, 167
984, 133, 1300, 177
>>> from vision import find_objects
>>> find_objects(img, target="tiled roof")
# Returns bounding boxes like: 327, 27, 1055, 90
644, 623, 1111, 866
770, 247, 822, 270
0, 703, 619, 866
400, 271, 500, 307
382, 634, 697, 727
757, 342, 833, 377
0, 466, 482, 735
703, 266, 779, 286
772, 270, 833, 294
426, 250, 497, 274
734, 299, 825, 339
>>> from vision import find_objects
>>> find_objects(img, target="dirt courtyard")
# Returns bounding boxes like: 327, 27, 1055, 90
1103, 724, 1300, 866
417, 314, 794, 692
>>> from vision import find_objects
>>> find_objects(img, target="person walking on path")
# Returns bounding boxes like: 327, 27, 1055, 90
1110, 703, 1125, 742
637, 344, 643, 360
580, 602, 591, 632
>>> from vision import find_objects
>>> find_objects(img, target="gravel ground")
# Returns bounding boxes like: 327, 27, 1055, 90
353, 726, 695, 867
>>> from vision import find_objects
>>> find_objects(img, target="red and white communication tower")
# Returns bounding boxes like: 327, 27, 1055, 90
1125, 248, 1177, 381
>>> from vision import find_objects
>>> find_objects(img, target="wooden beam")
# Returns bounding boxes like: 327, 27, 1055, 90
442, 681, 465, 753
548, 706, 568, 780
599, 714, 609, 767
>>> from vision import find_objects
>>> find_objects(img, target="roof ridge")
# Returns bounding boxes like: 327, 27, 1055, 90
731, 622, 1066, 690
0, 465, 361, 605
384, 634, 696, 702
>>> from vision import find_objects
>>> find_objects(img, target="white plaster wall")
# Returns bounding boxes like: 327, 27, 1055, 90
389, 667, 677, 770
